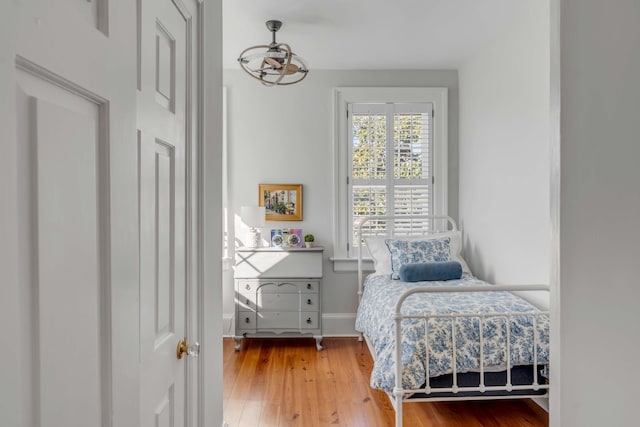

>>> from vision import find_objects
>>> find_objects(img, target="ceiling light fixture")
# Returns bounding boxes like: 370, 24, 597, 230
237, 20, 309, 87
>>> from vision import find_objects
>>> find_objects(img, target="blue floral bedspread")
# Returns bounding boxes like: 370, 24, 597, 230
355, 274, 550, 392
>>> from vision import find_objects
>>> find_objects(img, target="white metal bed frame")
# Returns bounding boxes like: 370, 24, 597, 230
356, 215, 550, 427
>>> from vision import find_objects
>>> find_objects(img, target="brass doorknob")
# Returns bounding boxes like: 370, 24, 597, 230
177, 338, 188, 359
176, 338, 200, 360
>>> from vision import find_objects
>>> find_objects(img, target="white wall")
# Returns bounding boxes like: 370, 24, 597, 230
223, 70, 458, 335
458, 2, 550, 298
553, 1, 640, 425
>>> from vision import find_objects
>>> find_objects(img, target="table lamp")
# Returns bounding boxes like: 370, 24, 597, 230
241, 206, 266, 248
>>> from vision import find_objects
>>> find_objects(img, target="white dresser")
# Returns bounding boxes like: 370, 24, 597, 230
234, 247, 324, 351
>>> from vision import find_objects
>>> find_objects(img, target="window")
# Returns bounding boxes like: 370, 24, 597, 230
332, 88, 448, 262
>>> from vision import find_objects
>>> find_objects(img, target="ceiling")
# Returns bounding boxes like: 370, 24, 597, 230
223, 0, 533, 70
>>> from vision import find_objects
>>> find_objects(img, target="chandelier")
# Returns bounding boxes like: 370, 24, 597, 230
237, 20, 309, 87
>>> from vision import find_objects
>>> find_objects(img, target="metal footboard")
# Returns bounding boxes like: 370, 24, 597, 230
391, 284, 550, 427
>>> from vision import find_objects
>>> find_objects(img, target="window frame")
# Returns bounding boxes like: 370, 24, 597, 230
331, 87, 448, 265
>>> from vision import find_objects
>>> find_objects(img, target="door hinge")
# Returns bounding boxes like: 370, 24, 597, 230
432, 109, 435, 118
432, 176, 435, 184
347, 242, 350, 252
346, 176, 350, 185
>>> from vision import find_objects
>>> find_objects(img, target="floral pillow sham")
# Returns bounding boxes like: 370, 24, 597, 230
385, 237, 453, 279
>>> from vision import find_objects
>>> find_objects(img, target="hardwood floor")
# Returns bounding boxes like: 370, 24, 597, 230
223, 337, 549, 427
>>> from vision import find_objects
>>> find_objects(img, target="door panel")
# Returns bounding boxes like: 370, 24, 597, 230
35, 98, 102, 427
8, 0, 139, 425
155, 141, 176, 344
155, 385, 175, 427
15, 70, 107, 427
155, 22, 176, 111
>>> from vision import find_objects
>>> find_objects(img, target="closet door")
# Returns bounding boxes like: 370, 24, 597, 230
138, 0, 201, 425
2, 1, 137, 426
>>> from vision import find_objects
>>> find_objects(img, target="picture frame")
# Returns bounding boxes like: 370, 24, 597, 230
270, 228, 303, 248
259, 184, 303, 221
270, 229, 284, 247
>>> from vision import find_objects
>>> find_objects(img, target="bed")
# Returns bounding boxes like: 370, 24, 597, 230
354, 215, 550, 427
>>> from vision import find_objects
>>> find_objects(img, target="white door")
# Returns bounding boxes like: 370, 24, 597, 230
4, 0, 140, 426
138, 0, 200, 425
0, 0, 212, 426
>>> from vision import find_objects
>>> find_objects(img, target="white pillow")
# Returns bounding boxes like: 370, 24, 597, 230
365, 231, 471, 276
364, 236, 394, 275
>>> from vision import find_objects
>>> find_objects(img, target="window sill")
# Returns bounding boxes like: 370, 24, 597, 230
329, 257, 375, 273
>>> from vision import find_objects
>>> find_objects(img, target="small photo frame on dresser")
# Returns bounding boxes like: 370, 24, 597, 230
270, 228, 302, 248
270, 229, 284, 247
284, 229, 302, 248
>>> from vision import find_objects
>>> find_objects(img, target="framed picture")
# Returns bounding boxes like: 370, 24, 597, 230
259, 184, 303, 221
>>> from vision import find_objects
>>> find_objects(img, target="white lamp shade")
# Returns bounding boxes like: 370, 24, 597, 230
241, 206, 266, 228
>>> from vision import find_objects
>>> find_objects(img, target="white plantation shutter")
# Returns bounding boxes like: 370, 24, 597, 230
348, 102, 434, 255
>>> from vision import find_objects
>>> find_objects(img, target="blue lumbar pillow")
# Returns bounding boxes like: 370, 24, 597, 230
399, 261, 463, 282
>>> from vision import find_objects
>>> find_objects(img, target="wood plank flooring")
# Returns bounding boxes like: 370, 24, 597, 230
223, 337, 548, 427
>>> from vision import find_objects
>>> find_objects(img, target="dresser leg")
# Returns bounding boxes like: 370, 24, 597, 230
233, 336, 243, 351
314, 335, 323, 351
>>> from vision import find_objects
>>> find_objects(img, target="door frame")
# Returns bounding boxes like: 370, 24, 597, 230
0, 3, 20, 425
198, 0, 224, 426
549, 0, 561, 425
184, 0, 223, 425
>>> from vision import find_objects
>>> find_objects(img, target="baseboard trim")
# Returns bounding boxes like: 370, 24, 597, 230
221, 313, 359, 337
222, 314, 234, 337
321, 313, 358, 336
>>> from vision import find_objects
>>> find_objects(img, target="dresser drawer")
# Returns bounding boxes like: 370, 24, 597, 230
301, 312, 319, 329
300, 280, 319, 293
257, 312, 299, 329
237, 280, 258, 298
238, 279, 319, 295
237, 295, 256, 311
301, 294, 319, 310
237, 311, 256, 331
259, 281, 299, 294
235, 250, 323, 278
258, 293, 299, 311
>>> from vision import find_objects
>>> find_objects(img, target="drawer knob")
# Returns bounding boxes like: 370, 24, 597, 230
245, 284, 251, 290
307, 299, 312, 305
306, 283, 312, 290
245, 317, 250, 324
306, 317, 312, 324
